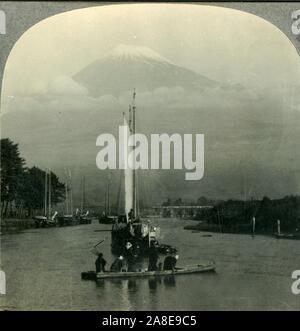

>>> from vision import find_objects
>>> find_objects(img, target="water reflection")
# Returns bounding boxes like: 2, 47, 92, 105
148, 277, 158, 290
163, 275, 176, 287
128, 279, 137, 291
95, 279, 105, 288
110, 278, 123, 287
148, 275, 176, 291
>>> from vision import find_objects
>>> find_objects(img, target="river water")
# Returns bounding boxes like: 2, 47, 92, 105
0, 218, 299, 311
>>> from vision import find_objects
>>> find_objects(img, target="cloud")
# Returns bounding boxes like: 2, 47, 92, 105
0, 73, 288, 118
47, 75, 88, 96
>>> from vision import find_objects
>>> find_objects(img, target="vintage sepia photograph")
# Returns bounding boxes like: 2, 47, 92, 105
0, 2, 300, 314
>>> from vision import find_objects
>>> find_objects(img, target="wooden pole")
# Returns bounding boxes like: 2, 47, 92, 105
277, 219, 281, 235
252, 217, 256, 237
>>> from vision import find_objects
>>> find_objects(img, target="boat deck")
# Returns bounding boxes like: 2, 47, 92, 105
96, 263, 215, 279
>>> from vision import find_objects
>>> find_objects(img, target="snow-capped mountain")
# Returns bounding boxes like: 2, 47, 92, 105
73, 44, 217, 96
108, 44, 171, 64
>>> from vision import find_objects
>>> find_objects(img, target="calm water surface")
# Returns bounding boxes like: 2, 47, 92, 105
1, 218, 300, 310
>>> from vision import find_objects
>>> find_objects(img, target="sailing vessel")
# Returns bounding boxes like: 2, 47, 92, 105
78, 176, 92, 224
99, 175, 118, 224
33, 170, 57, 227
110, 91, 175, 257
57, 169, 74, 226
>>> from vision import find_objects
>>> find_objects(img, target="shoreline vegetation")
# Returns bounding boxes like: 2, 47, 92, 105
162, 196, 300, 237
1, 138, 66, 220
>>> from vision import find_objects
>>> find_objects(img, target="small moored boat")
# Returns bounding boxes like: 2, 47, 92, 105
274, 219, 300, 240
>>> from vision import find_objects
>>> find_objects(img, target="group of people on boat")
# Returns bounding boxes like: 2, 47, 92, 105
148, 241, 179, 271
95, 241, 179, 273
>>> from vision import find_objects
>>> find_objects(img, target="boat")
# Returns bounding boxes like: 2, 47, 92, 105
110, 91, 176, 257
81, 262, 215, 280
99, 175, 117, 224
33, 170, 58, 227
57, 214, 74, 226
274, 219, 300, 240
78, 176, 92, 224
33, 215, 57, 228
99, 215, 118, 224
58, 169, 80, 226
79, 211, 92, 224
275, 233, 300, 240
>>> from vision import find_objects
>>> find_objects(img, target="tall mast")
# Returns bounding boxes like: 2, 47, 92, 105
129, 105, 132, 132
132, 89, 137, 218
107, 177, 111, 215
104, 183, 107, 214
64, 168, 69, 215
48, 169, 51, 219
83, 176, 85, 212
65, 183, 69, 215
44, 171, 47, 216
80, 176, 85, 213
69, 170, 73, 215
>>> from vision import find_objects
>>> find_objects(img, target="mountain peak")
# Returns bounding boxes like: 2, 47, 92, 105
108, 44, 171, 63
74, 44, 217, 96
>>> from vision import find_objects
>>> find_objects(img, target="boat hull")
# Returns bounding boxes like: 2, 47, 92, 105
275, 233, 300, 240
95, 263, 215, 280
99, 215, 117, 224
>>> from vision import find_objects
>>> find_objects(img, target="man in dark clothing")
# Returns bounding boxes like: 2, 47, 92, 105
148, 241, 158, 271
163, 254, 179, 271
110, 256, 124, 272
128, 209, 134, 222
124, 242, 136, 272
95, 253, 107, 273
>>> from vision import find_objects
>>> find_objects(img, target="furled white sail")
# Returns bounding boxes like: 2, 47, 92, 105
123, 116, 134, 218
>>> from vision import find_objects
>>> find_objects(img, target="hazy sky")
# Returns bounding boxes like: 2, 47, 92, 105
1, 4, 300, 202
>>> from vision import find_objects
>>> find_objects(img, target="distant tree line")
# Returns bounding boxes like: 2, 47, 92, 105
162, 196, 215, 206
206, 196, 300, 233
162, 195, 300, 233
1, 138, 65, 218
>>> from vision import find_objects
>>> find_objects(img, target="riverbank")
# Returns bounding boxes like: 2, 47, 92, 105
184, 222, 256, 235
0, 218, 36, 234
184, 221, 300, 238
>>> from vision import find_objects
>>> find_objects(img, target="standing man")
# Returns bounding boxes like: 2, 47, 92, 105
163, 253, 179, 271
110, 256, 124, 272
148, 241, 159, 271
124, 242, 136, 272
95, 252, 107, 273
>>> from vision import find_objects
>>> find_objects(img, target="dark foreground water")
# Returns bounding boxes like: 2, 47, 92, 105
0, 218, 300, 310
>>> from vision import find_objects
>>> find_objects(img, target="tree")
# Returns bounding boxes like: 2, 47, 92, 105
21, 167, 65, 216
49, 171, 65, 205
174, 198, 182, 205
0, 138, 25, 216
197, 196, 208, 206
1, 138, 66, 218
